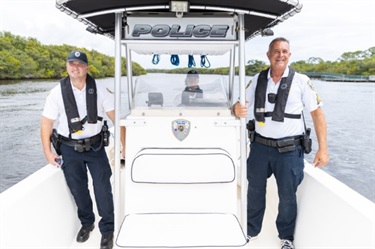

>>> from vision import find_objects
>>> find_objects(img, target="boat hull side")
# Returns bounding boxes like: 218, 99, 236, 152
295, 163, 375, 248
0, 165, 79, 248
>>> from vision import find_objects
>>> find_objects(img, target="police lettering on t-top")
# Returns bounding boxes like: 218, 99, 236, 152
132, 24, 229, 38
126, 16, 236, 40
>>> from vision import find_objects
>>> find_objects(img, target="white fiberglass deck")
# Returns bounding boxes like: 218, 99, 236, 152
1, 162, 374, 248
54, 163, 375, 249
117, 213, 247, 247
68, 172, 281, 249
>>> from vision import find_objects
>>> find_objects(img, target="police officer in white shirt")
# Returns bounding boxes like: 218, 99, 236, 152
41, 51, 121, 249
181, 70, 203, 105
233, 38, 329, 249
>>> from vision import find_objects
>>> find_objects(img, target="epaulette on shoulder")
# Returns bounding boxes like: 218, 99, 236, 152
245, 79, 253, 89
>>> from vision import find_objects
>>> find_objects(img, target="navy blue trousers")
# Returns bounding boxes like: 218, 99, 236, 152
60, 142, 114, 235
247, 141, 304, 241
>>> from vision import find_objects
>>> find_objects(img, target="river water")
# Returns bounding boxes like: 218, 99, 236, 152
0, 75, 374, 203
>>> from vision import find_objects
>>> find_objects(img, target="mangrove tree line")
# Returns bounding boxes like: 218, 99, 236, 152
1, 31, 374, 80
0, 32, 147, 80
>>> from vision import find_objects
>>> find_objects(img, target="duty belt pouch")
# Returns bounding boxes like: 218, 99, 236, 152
276, 138, 296, 153
50, 129, 62, 155
302, 128, 312, 154
84, 138, 91, 151
102, 121, 110, 147
74, 139, 91, 152
301, 113, 312, 154
74, 140, 84, 152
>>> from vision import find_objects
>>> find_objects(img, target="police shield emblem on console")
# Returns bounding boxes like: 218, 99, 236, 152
172, 119, 190, 141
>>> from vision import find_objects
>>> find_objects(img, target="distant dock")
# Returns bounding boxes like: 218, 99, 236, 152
304, 72, 375, 82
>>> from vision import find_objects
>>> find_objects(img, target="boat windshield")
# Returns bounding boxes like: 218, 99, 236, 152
133, 74, 229, 108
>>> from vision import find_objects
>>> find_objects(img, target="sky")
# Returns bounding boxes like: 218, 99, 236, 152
0, 0, 374, 69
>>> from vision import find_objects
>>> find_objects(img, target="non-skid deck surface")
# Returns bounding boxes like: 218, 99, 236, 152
116, 213, 247, 247
69, 208, 280, 249
69, 195, 280, 248
70, 169, 281, 248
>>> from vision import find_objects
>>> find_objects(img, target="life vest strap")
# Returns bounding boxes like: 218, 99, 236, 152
80, 116, 103, 125
264, 112, 301, 119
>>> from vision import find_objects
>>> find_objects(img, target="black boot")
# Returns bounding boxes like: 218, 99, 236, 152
76, 224, 94, 242
100, 233, 114, 249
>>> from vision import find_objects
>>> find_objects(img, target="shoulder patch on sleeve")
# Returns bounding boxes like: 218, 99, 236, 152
306, 80, 321, 105
306, 80, 315, 91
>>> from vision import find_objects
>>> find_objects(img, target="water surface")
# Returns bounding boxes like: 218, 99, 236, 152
0, 76, 374, 203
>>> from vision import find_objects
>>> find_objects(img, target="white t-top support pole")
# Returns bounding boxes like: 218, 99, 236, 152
114, 11, 122, 234
238, 13, 247, 236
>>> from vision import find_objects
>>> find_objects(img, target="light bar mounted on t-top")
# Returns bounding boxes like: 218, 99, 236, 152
169, 1, 190, 18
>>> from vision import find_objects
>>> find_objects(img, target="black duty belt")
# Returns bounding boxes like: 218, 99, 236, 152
254, 133, 301, 148
60, 133, 101, 147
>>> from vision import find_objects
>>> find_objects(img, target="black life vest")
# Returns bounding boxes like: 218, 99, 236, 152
60, 74, 102, 135
254, 67, 301, 122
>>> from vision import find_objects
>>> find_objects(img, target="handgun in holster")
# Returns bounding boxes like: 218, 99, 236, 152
246, 119, 255, 143
50, 129, 62, 155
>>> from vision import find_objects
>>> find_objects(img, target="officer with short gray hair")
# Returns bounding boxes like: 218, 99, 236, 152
233, 37, 329, 249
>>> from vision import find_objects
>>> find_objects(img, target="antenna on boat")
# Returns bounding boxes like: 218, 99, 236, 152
169, 1, 189, 18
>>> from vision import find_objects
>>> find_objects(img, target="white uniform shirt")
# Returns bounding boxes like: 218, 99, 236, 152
246, 67, 322, 139
42, 80, 114, 139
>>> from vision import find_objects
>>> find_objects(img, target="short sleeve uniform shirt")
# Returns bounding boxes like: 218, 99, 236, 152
42, 79, 114, 139
246, 67, 322, 139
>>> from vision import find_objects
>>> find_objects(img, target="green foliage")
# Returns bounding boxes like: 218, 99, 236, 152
0, 32, 147, 80
290, 47, 375, 76
245, 60, 267, 76
1, 31, 373, 80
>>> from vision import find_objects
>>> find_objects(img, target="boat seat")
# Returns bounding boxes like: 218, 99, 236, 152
146, 92, 163, 107
117, 148, 245, 247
